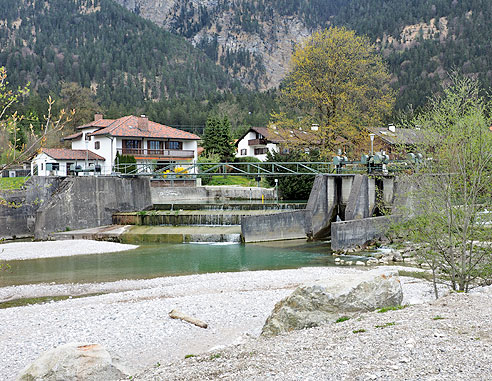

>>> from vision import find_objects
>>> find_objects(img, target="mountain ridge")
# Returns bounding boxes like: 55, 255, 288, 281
115, 0, 492, 108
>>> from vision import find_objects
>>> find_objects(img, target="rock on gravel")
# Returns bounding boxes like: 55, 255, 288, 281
262, 269, 403, 336
135, 290, 492, 381
17, 343, 130, 381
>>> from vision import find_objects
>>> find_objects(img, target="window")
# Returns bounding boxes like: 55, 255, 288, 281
123, 139, 141, 154
254, 148, 268, 155
124, 140, 141, 149
148, 140, 162, 150
85, 134, 91, 141
240, 149, 247, 156
46, 163, 60, 171
40, 163, 43, 171
94, 141, 100, 150
166, 141, 183, 150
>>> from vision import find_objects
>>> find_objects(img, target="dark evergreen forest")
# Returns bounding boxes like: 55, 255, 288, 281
1, 0, 491, 134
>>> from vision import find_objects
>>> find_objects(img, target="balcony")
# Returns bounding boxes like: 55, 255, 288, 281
118, 148, 194, 159
248, 138, 268, 146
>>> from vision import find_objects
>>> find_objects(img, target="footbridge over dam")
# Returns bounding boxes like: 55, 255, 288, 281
241, 174, 406, 249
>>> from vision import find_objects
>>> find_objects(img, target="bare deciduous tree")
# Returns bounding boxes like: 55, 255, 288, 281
0, 67, 74, 172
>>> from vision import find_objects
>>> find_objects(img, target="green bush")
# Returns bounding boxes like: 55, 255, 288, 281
265, 150, 320, 200
115, 153, 137, 174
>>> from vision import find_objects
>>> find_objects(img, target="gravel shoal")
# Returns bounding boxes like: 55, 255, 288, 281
0, 240, 138, 260
138, 288, 492, 381
0, 267, 441, 380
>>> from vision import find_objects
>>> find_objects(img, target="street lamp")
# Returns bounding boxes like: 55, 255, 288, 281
85, 139, 89, 174
369, 133, 375, 156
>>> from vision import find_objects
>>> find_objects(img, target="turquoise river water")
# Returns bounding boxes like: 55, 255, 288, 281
0, 240, 364, 287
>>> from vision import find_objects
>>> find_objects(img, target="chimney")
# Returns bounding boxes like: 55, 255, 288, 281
94, 113, 103, 121
138, 115, 149, 131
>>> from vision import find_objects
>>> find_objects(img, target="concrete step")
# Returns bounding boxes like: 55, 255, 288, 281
51, 225, 242, 244
112, 210, 293, 226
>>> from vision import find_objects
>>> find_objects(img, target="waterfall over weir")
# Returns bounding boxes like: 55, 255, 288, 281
108, 201, 307, 244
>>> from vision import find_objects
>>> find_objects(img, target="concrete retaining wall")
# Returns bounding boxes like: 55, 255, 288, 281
0, 177, 63, 239
331, 215, 400, 250
151, 185, 275, 203
34, 177, 152, 239
241, 210, 311, 243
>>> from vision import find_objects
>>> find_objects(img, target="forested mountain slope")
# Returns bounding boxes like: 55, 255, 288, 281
0, 0, 239, 108
117, 0, 492, 109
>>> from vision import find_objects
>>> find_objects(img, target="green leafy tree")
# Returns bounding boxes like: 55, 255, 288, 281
272, 26, 395, 158
396, 74, 492, 296
60, 82, 100, 132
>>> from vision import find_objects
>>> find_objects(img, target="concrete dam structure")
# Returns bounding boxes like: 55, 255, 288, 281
241, 174, 403, 249
2, 174, 403, 249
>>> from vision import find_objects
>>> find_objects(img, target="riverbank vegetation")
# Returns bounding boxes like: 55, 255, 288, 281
394, 74, 492, 296
0, 177, 28, 190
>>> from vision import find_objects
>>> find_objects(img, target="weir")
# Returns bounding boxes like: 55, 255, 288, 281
241, 174, 403, 248
2, 175, 404, 248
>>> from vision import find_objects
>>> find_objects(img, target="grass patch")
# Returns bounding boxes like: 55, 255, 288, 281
335, 316, 351, 323
398, 270, 433, 281
352, 329, 366, 334
209, 353, 221, 360
0, 177, 28, 190
432, 316, 446, 320
377, 305, 408, 313
375, 322, 396, 328
0, 293, 103, 309
204, 176, 271, 187
184, 354, 196, 359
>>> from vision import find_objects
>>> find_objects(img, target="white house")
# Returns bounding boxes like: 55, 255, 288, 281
32, 114, 200, 176
235, 126, 317, 161
31, 148, 105, 176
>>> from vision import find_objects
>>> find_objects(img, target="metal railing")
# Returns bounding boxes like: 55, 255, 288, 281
111, 161, 335, 177
110, 157, 420, 178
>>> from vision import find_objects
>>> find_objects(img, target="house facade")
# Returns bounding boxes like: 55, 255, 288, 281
365, 125, 424, 159
235, 126, 317, 161
32, 149, 105, 176
32, 114, 200, 176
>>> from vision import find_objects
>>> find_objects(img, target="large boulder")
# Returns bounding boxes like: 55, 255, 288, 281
262, 269, 403, 336
17, 343, 130, 381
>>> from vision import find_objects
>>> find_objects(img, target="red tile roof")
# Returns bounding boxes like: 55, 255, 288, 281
41, 148, 105, 161
236, 126, 318, 146
85, 115, 200, 140
77, 119, 116, 130
62, 131, 83, 141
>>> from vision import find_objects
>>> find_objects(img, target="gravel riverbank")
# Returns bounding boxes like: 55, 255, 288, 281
1, 265, 453, 380
138, 287, 492, 381
0, 240, 137, 260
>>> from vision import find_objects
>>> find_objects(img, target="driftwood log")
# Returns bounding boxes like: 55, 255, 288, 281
168, 309, 208, 329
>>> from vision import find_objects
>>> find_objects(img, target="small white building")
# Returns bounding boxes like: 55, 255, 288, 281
235, 126, 317, 161
32, 114, 200, 176
31, 149, 105, 176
